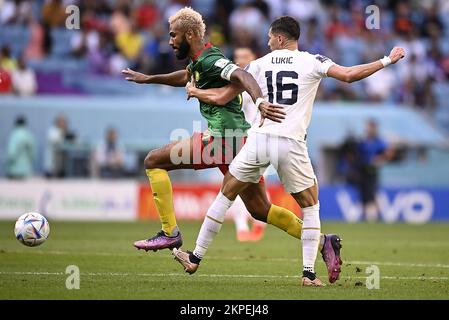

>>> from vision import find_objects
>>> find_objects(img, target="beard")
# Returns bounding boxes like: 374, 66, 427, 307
174, 36, 190, 60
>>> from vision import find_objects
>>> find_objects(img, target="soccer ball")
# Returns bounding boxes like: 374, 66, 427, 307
14, 212, 50, 247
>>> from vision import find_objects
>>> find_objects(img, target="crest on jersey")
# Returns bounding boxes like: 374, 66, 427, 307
195, 71, 200, 82
315, 55, 330, 63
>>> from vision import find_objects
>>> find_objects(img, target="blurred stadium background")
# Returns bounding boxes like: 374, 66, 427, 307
1, 0, 448, 223
1, 0, 449, 301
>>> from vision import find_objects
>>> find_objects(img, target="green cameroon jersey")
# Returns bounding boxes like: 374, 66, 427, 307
187, 44, 251, 137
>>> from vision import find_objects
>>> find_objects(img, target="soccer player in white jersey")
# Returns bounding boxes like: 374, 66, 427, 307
174, 16, 405, 286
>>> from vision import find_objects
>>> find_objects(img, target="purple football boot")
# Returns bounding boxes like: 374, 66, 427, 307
134, 230, 183, 252
320, 234, 343, 283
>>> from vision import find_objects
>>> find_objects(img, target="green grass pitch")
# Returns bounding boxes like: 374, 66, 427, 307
0, 221, 448, 300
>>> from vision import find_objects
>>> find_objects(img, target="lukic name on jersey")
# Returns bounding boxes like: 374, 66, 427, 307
271, 56, 293, 64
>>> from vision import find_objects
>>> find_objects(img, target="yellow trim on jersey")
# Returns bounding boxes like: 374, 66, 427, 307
238, 93, 243, 106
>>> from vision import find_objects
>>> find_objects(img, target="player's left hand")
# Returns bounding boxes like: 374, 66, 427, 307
185, 75, 196, 100
388, 47, 406, 64
258, 101, 286, 127
121, 68, 149, 83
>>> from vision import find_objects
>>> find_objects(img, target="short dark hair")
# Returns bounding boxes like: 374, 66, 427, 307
270, 16, 300, 40
15, 115, 26, 126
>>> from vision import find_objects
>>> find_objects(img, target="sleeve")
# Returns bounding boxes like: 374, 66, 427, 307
203, 56, 241, 81
243, 59, 261, 79
311, 54, 336, 78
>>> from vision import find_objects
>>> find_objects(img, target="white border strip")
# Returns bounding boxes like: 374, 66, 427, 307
0, 271, 447, 281
3, 250, 449, 269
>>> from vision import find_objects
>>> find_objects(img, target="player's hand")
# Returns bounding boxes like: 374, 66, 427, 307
185, 75, 196, 100
258, 101, 286, 127
388, 47, 406, 64
121, 68, 150, 83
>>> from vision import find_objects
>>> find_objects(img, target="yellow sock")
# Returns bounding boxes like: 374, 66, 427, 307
267, 204, 324, 251
267, 204, 303, 238
146, 169, 177, 236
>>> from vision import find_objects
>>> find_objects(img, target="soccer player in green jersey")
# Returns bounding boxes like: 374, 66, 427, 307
122, 8, 336, 276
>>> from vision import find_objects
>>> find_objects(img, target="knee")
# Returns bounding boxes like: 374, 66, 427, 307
292, 187, 318, 208
144, 150, 159, 169
299, 198, 317, 208
247, 204, 270, 223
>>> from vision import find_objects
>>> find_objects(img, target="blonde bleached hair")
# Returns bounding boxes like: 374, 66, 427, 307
168, 7, 206, 40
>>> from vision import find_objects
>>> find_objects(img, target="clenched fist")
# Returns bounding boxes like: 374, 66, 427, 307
388, 47, 406, 64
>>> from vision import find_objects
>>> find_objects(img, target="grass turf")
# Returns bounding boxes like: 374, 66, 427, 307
0, 221, 448, 300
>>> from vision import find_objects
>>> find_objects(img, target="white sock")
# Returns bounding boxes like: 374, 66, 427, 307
231, 196, 250, 232
193, 192, 234, 259
301, 202, 321, 274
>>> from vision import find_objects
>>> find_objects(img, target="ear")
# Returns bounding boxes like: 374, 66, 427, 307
186, 29, 194, 40
277, 34, 283, 44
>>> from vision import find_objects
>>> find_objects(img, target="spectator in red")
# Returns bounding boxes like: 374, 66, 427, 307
135, 0, 160, 29
394, 1, 414, 36
0, 68, 13, 94
325, 5, 349, 41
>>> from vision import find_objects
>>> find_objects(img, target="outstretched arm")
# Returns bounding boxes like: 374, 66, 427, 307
121, 68, 189, 87
327, 47, 405, 83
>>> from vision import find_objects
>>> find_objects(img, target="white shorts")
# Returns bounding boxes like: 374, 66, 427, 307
229, 132, 316, 194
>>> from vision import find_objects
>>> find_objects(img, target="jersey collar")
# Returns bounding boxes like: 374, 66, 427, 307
192, 42, 213, 61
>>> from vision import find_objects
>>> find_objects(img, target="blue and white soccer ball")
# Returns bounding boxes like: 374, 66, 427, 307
14, 212, 50, 247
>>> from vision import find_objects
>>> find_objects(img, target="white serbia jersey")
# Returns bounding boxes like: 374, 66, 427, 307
246, 49, 335, 140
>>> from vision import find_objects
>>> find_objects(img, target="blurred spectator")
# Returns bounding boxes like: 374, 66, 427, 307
0, 46, 17, 71
135, 0, 160, 29
109, 42, 129, 75
92, 127, 126, 178
0, 68, 13, 94
0, 0, 17, 25
363, 50, 396, 102
286, 0, 321, 22
0, 0, 33, 25
394, 1, 415, 36
11, 57, 37, 96
399, 53, 434, 109
299, 17, 325, 54
0, 0, 446, 116
110, 6, 131, 35
421, 4, 444, 38
356, 120, 395, 222
115, 22, 144, 65
42, 0, 67, 27
24, 18, 46, 60
336, 132, 360, 186
44, 115, 77, 178
5, 116, 35, 179
324, 5, 349, 41
229, 2, 268, 49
